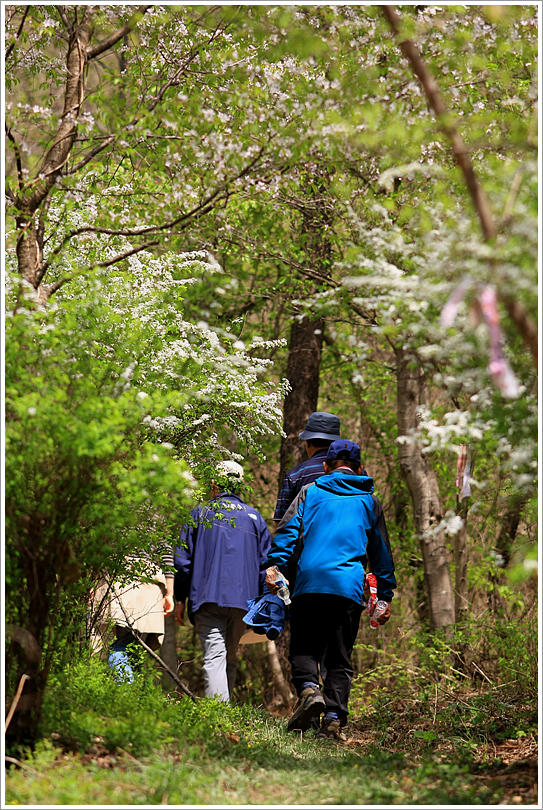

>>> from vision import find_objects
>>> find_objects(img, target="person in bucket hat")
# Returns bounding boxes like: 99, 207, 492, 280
273, 412, 343, 523
265, 440, 396, 741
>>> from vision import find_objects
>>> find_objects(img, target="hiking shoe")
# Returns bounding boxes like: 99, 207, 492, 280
287, 685, 326, 731
317, 717, 347, 742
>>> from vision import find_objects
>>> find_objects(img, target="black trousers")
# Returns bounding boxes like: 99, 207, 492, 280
289, 593, 363, 719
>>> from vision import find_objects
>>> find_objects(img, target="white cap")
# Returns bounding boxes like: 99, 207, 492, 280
215, 460, 244, 480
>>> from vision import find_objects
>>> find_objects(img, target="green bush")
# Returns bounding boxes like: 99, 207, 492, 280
41, 654, 270, 758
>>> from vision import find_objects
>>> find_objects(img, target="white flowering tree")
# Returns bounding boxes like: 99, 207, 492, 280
4, 199, 287, 742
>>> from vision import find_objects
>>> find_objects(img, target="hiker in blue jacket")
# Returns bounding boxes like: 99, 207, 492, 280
174, 460, 272, 701
265, 440, 396, 741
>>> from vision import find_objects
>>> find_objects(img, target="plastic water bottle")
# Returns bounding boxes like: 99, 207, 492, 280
273, 568, 291, 605
370, 600, 388, 630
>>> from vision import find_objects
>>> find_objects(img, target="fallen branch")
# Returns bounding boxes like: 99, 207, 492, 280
4, 755, 42, 775
109, 582, 198, 702
5, 674, 30, 733
130, 627, 197, 702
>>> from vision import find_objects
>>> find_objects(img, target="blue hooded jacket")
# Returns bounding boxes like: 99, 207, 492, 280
243, 592, 286, 640
266, 472, 396, 604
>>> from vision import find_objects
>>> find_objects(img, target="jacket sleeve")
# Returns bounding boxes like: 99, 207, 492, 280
265, 502, 304, 574
258, 516, 273, 593
367, 496, 397, 602
174, 509, 198, 602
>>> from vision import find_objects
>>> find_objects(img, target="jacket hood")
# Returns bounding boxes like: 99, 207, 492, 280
315, 471, 374, 496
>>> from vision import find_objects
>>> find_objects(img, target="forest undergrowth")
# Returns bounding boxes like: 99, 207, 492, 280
5, 613, 538, 808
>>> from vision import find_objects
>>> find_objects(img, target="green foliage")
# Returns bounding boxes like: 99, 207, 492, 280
6, 654, 512, 806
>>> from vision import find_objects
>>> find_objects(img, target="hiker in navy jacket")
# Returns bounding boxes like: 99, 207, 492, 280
174, 460, 271, 701
265, 440, 396, 740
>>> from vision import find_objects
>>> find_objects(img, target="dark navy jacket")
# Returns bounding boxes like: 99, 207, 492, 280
273, 448, 329, 521
174, 493, 272, 624
266, 472, 396, 604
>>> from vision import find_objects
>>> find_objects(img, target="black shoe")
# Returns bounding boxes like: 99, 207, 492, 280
317, 717, 347, 742
287, 685, 326, 731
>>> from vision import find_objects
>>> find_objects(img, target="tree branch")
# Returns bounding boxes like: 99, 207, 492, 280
86, 6, 153, 60
41, 145, 268, 277
54, 4, 72, 34
5, 125, 25, 191
94, 239, 160, 269
382, 4, 496, 243
41, 239, 161, 299
382, 4, 537, 367
65, 134, 116, 175
110, 582, 197, 701
5, 5, 30, 62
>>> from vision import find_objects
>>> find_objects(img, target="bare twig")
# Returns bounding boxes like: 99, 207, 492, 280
4, 755, 42, 775
95, 239, 160, 269
65, 135, 116, 175
472, 661, 493, 684
109, 582, 197, 701
130, 628, 197, 701
5, 674, 30, 733
5, 5, 30, 61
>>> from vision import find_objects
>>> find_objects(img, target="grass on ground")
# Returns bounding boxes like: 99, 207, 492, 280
4, 655, 538, 806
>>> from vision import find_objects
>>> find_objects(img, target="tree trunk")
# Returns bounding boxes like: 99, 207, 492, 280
15, 16, 92, 295
278, 315, 324, 488
495, 496, 527, 568
267, 639, 295, 708
395, 347, 455, 628
454, 496, 469, 622
278, 166, 332, 490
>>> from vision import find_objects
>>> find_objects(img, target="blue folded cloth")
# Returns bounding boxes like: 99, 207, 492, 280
243, 592, 286, 640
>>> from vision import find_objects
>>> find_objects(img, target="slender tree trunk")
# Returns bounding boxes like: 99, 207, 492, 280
495, 496, 527, 568
395, 347, 455, 628
278, 166, 332, 490
267, 639, 294, 707
382, 3, 537, 366
454, 496, 469, 622
278, 315, 324, 488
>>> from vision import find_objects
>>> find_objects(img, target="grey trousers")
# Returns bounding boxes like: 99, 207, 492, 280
194, 603, 247, 701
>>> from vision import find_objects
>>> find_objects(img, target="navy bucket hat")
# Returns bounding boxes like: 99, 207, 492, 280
298, 412, 341, 442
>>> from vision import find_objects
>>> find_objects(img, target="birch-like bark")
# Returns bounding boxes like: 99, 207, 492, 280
395, 347, 455, 628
